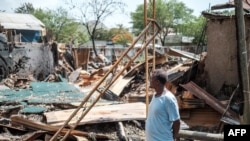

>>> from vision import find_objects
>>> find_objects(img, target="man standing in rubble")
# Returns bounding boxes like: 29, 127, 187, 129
146, 69, 180, 141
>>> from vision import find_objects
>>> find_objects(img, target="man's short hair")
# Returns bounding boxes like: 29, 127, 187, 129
152, 69, 168, 85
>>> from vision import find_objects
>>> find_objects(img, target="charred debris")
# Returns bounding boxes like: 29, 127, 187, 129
0, 1, 249, 141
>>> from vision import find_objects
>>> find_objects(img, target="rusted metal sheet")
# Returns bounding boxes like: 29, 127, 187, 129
180, 81, 239, 121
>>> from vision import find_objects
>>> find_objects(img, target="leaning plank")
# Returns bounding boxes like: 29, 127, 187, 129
168, 48, 200, 61
23, 131, 47, 141
124, 61, 146, 77
10, 115, 112, 140
0, 123, 27, 132
44, 102, 146, 126
180, 81, 239, 120
117, 122, 127, 141
109, 76, 134, 96
124, 55, 166, 77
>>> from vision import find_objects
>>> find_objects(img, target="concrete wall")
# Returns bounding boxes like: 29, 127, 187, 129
205, 18, 239, 95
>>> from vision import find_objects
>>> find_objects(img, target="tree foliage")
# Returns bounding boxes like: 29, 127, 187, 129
131, 0, 196, 46
111, 25, 133, 45
181, 16, 207, 45
14, 2, 35, 14
66, 0, 126, 56
15, 3, 88, 44
95, 24, 132, 45
112, 32, 133, 45
34, 7, 88, 43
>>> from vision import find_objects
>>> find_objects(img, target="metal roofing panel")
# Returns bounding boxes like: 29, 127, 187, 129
0, 12, 45, 30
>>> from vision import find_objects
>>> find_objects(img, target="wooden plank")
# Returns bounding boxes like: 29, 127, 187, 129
11, 115, 112, 140
44, 102, 146, 126
124, 61, 146, 77
178, 130, 224, 141
23, 131, 47, 141
168, 48, 200, 61
180, 81, 239, 120
72, 48, 90, 69
109, 76, 134, 96
68, 68, 82, 82
180, 107, 222, 127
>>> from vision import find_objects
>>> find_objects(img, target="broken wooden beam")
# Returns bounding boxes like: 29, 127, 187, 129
10, 115, 113, 140
180, 81, 239, 121
108, 75, 134, 96
23, 131, 47, 141
178, 130, 224, 141
117, 122, 127, 141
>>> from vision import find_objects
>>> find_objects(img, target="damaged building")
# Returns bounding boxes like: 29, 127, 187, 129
0, 0, 250, 141
0, 12, 54, 81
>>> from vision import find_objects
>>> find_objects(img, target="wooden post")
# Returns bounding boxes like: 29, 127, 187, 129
178, 130, 224, 141
234, 0, 250, 124
144, 0, 149, 117
152, 0, 156, 71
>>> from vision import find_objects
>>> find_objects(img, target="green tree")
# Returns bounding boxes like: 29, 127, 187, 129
95, 29, 110, 40
181, 16, 207, 45
14, 3, 88, 44
14, 2, 35, 14
66, 0, 126, 57
131, 0, 195, 46
33, 8, 88, 43
96, 24, 132, 42
95, 24, 132, 45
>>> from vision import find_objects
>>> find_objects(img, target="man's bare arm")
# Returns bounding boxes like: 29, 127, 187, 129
173, 119, 180, 140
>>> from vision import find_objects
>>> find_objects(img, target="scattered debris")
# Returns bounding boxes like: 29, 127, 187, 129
1, 1, 248, 140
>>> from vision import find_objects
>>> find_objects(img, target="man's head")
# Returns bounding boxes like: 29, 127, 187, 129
150, 69, 168, 89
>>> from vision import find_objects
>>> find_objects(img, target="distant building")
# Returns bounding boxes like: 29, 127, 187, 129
0, 12, 45, 43
0, 12, 53, 80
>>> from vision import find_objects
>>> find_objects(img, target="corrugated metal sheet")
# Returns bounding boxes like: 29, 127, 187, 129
0, 12, 45, 30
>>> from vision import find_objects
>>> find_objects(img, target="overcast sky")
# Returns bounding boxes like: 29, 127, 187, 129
1, 0, 230, 28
